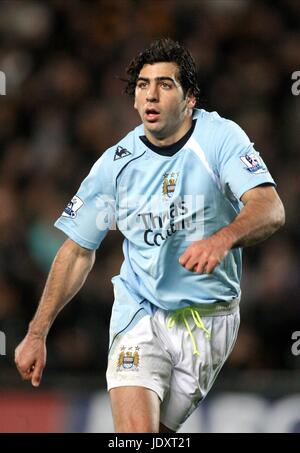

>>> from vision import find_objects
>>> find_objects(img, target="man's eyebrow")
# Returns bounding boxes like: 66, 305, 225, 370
136, 76, 177, 84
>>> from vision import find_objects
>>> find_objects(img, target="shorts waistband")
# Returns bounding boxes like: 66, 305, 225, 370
187, 298, 240, 317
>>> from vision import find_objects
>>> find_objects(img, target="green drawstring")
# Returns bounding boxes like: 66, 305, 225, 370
167, 307, 211, 356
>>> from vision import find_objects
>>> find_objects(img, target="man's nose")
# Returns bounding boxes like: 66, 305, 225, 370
146, 83, 158, 102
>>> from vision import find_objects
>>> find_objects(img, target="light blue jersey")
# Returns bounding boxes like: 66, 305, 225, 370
55, 109, 275, 343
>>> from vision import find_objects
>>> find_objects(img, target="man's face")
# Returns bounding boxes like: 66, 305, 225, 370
134, 62, 196, 143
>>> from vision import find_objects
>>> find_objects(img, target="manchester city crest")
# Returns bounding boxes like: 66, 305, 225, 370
117, 346, 140, 371
162, 172, 179, 200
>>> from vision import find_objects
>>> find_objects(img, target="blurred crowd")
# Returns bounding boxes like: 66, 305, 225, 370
0, 0, 300, 384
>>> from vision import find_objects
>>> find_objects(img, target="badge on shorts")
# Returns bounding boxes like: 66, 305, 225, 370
117, 346, 140, 371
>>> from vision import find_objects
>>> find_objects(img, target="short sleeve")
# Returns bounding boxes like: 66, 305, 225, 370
54, 152, 115, 250
216, 120, 275, 200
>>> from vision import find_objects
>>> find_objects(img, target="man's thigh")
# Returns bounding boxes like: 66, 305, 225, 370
109, 386, 160, 432
106, 314, 173, 431
160, 310, 240, 431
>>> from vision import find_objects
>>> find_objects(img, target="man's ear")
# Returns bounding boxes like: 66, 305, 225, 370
186, 89, 197, 109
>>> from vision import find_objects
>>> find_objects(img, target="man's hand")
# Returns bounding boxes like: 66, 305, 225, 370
15, 332, 47, 388
179, 232, 233, 274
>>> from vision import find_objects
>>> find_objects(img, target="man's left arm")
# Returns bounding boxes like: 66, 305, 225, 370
179, 185, 285, 274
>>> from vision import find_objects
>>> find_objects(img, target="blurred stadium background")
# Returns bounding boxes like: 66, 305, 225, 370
0, 0, 300, 433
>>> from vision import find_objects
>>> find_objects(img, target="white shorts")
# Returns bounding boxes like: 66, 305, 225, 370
106, 301, 240, 431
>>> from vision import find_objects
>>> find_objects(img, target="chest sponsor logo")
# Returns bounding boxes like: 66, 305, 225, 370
137, 196, 204, 247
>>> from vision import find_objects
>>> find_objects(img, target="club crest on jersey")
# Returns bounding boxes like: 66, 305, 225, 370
62, 195, 83, 219
114, 146, 131, 161
240, 152, 267, 174
162, 172, 179, 200
117, 346, 140, 371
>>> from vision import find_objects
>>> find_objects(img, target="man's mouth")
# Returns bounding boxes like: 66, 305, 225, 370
144, 108, 160, 121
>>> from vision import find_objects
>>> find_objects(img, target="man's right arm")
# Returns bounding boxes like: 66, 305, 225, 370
15, 238, 95, 387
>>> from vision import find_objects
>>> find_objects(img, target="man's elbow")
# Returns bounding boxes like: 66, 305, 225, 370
272, 198, 285, 232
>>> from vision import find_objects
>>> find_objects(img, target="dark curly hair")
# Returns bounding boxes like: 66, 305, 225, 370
124, 38, 200, 104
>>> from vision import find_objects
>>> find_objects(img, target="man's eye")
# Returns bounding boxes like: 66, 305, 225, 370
161, 82, 171, 89
137, 82, 147, 89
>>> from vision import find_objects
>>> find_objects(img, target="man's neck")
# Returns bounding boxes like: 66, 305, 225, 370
139, 119, 197, 157
145, 115, 193, 147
